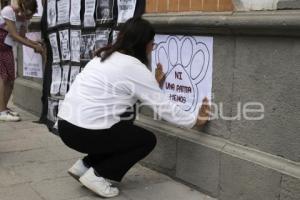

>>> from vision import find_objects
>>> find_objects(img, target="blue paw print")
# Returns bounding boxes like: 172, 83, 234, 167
154, 36, 211, 112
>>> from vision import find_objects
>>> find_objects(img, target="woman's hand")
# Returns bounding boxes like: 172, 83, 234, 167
155, 63, 166, 89
195, 97, 211, 127
33, 44, 44, 55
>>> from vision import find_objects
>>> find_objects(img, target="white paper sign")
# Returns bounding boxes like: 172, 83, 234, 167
57, 0, 70, 25
58, 100, 64, 114
70, 30, 81, 62
47, 97, 59, 122
95, 28, 110, 50
69, 65, 81, 85
112, 30, 119, 44
60, 64, 70, 95
70, 0, 81, 25
152, 35, 213, 114
23, 32, 43, 78
59, 29, 71, 61
53, 99, 64, 129
49, 33, 60, 63
34, 0, 43, 17
96, 0, 114, 23
84, 0, 96, 27
47, 0, 57, 27
117, 0, 136, 24
50, 64, 62, 95
80, 34, 95, 60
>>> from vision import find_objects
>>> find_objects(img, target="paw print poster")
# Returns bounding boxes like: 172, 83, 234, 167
152, 35, 213, 114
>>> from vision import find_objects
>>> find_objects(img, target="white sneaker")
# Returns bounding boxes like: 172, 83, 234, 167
79, 167, 119, 198
68, 159, 89, 180
7, 108, 20, 116
0, 111, 21, 122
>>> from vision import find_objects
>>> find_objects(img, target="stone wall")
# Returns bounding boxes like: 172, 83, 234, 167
138, 11, 300, 200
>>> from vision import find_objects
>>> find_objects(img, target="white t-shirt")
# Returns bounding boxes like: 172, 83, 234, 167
0, 6, 28, 46
58, 52, 197, 130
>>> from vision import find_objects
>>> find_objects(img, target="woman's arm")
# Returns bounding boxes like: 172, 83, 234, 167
19, 23, 27, 38
126, 63, 196, 128
4, 19, 44, 53
195, 97, 210, 127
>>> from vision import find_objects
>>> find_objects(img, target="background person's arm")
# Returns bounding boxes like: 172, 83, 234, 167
18, 22, 27, 38
4, 19, 44, 54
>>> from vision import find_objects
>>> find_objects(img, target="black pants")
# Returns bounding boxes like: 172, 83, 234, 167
58, 120, 156, 182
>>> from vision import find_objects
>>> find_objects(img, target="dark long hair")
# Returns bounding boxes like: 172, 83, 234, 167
95, 17, 155, 66
18, 0, 38, 14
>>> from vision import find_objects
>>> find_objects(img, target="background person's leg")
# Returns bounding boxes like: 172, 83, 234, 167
0, 77, 6, 112
0, 78, 20, 121
4, 80, 13, 107
0, 48, 15, 111
0, 31, 18, 120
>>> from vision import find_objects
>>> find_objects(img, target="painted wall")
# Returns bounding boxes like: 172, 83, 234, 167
146, 0, 234, 12
145, 0, 294, 12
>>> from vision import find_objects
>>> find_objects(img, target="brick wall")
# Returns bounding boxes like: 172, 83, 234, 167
146, 0, 234, 13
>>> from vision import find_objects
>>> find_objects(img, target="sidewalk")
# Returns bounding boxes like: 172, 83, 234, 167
0, 104, 216, 200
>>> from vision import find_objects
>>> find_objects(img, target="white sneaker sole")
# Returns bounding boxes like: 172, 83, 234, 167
0, 118, 21, 122
68, 170, 81, 182
79, 176, 119, 198
8, 112, 20, 117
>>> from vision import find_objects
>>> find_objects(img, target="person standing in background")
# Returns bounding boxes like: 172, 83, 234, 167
0, 0, 44, 121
